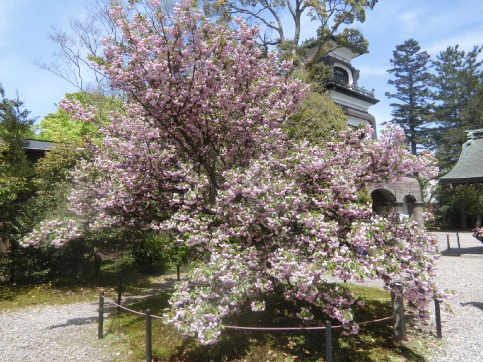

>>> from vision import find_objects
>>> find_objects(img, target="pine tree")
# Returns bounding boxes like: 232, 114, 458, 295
385, 39, 432, 155
0, 84, 35, 205
430, 45, 483, 173
0, 84, 36, 281
430, 45, 483, 229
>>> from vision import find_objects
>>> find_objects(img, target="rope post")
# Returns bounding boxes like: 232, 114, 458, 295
434, 299, 442, 338
146, 309, 152, 362
391, 283, 406, 341
98, 290, 104, 339
456, 233, 461, 249
117, 278, 122, 312
177, 264, 180, 281
325, 320, 333, 362
446, 234, 451, 250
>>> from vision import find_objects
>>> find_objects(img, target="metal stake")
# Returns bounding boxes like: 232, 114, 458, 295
435, 299, 442, 338
98, 290, 104, 339
325, 320, 333, 362
146, 309, 152, 362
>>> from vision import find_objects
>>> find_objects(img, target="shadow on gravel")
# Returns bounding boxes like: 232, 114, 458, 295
48, 316, 98, 329
461, 301, 483, 312
441, 245, 483, 257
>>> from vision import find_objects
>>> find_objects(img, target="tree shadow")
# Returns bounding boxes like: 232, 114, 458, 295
0, 284, 18, 301
168, 294, 427, 362
47, 316, 98, 329
461, 301, 483, 312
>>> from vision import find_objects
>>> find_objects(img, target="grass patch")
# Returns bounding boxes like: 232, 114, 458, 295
102, 283, 433, 361
0, 257, 177, 311
1, 265, 438, 361
0, 282, 95, 309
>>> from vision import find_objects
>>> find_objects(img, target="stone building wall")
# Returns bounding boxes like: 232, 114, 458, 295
371, 177, 425, 225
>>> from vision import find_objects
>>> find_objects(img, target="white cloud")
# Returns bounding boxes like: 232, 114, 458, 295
425, 27, 483, 55
397, 9, 424, 32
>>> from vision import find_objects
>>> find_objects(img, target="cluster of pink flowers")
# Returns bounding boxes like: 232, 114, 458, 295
163, 125, 440, 343
23, 0, 443, 344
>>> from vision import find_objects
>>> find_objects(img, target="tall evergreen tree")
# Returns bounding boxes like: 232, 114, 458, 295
0, 85, 35, 181
430, 45, 483, 230
385, 39, 432, 155
0, 84, 36, 281
430, 45, 483, 173
0, 85, 35, 206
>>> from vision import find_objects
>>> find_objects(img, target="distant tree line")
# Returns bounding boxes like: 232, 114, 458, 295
385, 39, 483, 228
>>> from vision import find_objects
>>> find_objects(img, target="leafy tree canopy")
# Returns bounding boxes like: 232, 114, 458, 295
204, 0, 377, 53
285, 91, 347, 145
37, 91, 122, 143
0, 84, 35, 205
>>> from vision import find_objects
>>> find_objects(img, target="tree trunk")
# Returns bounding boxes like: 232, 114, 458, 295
459, 200, 467, 229
71, 239, 87, 279
94, 253, 101, 277
8, 240, 17, 283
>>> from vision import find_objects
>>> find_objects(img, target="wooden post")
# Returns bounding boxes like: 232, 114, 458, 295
98, 290, 104, 339
446, 234, 451, 250
456, 233, 461, 249
391, 283, 406, 341
434, 299, 442, 338
146, 309, 152, 362
325, 320, 333, 362
177, 264, 180, 281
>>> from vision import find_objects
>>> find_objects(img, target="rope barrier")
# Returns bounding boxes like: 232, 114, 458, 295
103, 294, 392, 330
102, 295, 164, 319
224, 324, 341, 331
224, 315, 392, 331
98, 281, 443, 362
357, 316, 393, 325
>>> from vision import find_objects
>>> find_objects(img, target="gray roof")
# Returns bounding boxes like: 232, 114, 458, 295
439, 129, 483, 185
25, 139, 54, 151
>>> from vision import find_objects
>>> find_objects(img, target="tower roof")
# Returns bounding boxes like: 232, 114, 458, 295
439, 129, 483, 185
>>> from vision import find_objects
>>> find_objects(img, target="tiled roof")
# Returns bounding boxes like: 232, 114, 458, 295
439, 129, 483, 185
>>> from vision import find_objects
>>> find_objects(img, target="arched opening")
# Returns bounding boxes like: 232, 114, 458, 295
402, 195, 417, 217
334, 66, 349, 84
371, 189, 396, 216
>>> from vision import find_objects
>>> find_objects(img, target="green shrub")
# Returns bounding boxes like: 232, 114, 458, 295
131, 235, 168, 274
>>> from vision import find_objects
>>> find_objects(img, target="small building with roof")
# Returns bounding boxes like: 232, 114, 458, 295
439, 129, 483, 187
439, 129, 483, 228
24, 139, 54, 163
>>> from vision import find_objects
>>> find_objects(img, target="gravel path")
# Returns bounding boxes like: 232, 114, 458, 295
0, 301, 117, 361
426, 231, 483, 362
0, 231, 481, 361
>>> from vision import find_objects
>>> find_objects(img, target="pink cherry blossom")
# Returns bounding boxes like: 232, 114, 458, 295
21, 0, 445, 344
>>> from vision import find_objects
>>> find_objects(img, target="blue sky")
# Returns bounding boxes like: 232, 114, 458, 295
1, 0, 483, 132
0, 0, 85, 122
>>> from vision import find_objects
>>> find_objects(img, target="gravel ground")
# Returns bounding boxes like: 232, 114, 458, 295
0, 231, 481, 361
0, 301, 118, 361
426, 231, 483, 362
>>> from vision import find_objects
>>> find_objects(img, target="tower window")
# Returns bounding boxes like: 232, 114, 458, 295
334, 67, 349, 84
